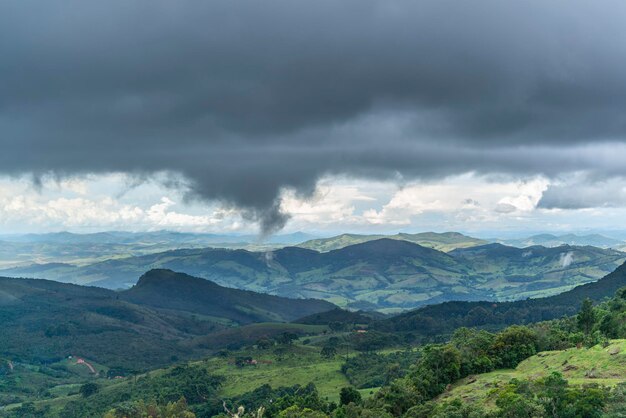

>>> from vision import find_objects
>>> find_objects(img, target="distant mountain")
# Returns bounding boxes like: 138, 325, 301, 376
297, 231, 487, 252
377, 260, 626, 336
497, 233, 625, 249
0, 230, 316, 245
0, 270, 334, 368
4, 239, 623, 311
0, 230, 315, 269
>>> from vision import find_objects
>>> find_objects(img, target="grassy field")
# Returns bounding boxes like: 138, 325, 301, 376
0, 338, 383, 415
438, 339, 626, 410
204, 345, 351, 402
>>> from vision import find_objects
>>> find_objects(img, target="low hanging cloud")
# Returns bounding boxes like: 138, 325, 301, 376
559, 251, 575, 268
3, 0, 626, 233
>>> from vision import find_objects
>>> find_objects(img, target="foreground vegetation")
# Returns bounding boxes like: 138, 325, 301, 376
4, 261, 626, 416
5, 282, 626, 417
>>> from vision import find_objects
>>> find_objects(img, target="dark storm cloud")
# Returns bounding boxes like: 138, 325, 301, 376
2, 0, 626, 232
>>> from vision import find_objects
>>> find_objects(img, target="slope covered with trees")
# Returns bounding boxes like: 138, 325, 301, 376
377, 261, 626, 338
0, 271, 334, 369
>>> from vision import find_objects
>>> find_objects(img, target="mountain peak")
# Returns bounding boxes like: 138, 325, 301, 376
126, 269, 335, 324
135, 268, 204, 288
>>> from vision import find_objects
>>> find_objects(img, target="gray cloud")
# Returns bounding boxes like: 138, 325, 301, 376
2, 0, 626, 232
538, 178, 626, 209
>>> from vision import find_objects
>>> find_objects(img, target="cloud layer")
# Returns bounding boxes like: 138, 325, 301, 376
2, 1, 626, 232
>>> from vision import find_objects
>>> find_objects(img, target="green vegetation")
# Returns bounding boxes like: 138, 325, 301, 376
0, 271, 333, 371
7, 239, 622, 311
440, 339, 626, 410
4, 258, 626, 416
376, 261, 626, 340
341, 351, 421, 388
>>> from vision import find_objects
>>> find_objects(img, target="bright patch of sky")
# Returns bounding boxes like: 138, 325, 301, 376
2, 173, 626, 237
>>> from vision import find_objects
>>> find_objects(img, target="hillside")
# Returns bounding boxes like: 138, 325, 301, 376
0, 271, 334, 369
378, 261, 626, 336
297, 231, 487, 252
449, 243, 625, 300
3, 239, 624, 311
122, 269, 334, 324
438, 340, 626, 410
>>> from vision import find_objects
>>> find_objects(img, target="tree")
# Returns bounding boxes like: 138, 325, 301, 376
385, 363, 402, 384
321, 345, 337, 359
104, 397, 196, 418
339, 386, 362, 406
418, 344, 461, 387
495, 389, 542, 418
327, 336, 340, 347
490, 326, 538, 368
277, 405, 326, 418
79, 382, 100, 398
577, 298, 596, 335
277, 332, 298, 345
256, 338, 273, 350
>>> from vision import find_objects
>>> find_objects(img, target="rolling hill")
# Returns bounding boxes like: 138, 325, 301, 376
297, 231, 487, 252
497, 233, 624, 249
449, 243, 625, 300
2, 239, 624, 311
377, 260, 626, 336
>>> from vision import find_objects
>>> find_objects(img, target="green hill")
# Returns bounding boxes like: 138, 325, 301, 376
378, 261, 626, 337
438, 340, 626, 410
297, 231, 487, 252
123, 269, 335, 324
449, 243, 625, 300
0, 271, 334, 369
3, 239, 623, 311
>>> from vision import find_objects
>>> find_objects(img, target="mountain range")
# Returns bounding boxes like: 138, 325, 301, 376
496, 233, 625, 249
0, 231, 316, 269
297, 231, 626, 252
297, 232, 488, 252
3, 238, 624, 311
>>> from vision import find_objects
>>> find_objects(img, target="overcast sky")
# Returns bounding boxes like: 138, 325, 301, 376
2, 0, 626, 236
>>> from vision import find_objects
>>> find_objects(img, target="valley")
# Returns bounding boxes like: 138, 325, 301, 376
2, 231, 626, 417
3, 237, 623, 311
